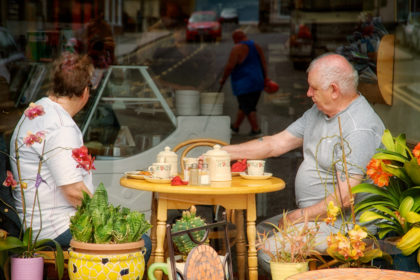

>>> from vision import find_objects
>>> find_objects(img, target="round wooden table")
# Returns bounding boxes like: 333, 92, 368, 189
287, 268, 420, 280
120, 175, 285, 280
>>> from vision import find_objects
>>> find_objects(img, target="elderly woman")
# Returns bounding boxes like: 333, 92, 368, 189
10, 52, 151, 262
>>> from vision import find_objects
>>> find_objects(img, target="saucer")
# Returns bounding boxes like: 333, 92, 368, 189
144, 176, 171, 184
239, 172, 272, 180
125, 171, 149, 180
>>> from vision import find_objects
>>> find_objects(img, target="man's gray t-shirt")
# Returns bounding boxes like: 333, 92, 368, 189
286, 95, 385, 228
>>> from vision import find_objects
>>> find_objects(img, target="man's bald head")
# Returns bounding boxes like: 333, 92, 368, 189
307, 53, 359, 96
232, 29, 247, 44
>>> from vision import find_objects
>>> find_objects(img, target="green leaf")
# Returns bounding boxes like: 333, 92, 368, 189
359, 248, 384, 263
22, 228, 31, 247
399, 196, 414, 218
412, 195, 420, 212
0, 236, 24, 251
373, 152, 407, 163
326, 247, 346, 262
373, 205, 399, 220
404, 159, 420, 185
0, 250, 7, 270
360, 211, 392, 223
50, 239, 64, 280
394, 133, 408, 156
406, 211, 420, 223
352, 183, 399, 205
381, 129, 395, 152
355, 199, 397, 213
378, 228, 395, 239
417, 249, 420, 266
382, 165, 412, 185
397, 227, 420, 255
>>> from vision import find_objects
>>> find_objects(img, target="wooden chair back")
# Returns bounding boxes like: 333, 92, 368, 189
172, 138, 228, 173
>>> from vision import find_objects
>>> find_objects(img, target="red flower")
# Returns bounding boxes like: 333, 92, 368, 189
24, 103, 45, 120
366, 159, 392, 187
72, 146, 95, 172
3, 171, 17, 189
23, 131, 45, 146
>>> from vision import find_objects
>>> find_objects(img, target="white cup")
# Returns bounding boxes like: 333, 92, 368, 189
247, 160, 265, 176
148, 163, 171, 179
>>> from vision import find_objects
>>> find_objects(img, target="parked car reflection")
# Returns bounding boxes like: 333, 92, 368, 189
186, 11, 222, 42
219, 8, 239, 24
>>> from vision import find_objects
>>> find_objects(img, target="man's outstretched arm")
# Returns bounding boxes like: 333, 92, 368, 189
223, 130, 303, 161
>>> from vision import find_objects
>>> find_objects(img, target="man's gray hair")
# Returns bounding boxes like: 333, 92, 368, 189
307, 53, 359, 96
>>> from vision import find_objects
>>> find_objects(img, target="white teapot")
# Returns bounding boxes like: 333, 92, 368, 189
156, 146, 178, 176
203, 144, 231, 182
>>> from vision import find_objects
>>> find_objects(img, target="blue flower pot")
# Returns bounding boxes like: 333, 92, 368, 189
392, 251, 420, 273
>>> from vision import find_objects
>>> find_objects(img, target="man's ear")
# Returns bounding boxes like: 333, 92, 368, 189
330, 83, 340, 99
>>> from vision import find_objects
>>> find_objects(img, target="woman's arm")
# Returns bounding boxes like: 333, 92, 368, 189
60, 181, 93, 208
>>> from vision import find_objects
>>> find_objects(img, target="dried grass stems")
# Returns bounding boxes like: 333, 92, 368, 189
257, 211, 320, 263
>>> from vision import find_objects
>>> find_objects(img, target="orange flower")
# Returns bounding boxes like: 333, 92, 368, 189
348, 225, 368, 241
413, 143, 420, 164
324, 201, 340, 226
366, 159, 392, 187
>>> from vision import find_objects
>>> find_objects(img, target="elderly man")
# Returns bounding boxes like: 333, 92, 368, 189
220, 29, 267, 136
223, 53, 385, 272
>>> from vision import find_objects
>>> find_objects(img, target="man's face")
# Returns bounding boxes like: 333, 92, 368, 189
306, 69, 334, 116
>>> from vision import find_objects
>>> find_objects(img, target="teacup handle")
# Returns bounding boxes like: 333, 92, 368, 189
148, 263, 168, 280
148, 166, 154, 173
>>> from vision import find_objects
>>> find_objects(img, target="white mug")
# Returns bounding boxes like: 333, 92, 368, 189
247, 160, 265, 176
148, 163, 171, 179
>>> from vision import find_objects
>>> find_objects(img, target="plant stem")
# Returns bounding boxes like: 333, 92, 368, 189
338, 117, 356, 225
15, 117, 27, 231
29, 141, 46, 252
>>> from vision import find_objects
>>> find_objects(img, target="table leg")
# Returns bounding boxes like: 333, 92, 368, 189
247, 194, 257, 280
154, 198, 168, 280
235, 210, 246, 280
150, 192, 158, 265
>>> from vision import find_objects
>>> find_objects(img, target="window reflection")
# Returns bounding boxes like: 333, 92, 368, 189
1, 0, 420, 144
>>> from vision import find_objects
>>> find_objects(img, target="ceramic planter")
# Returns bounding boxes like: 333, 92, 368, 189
270, 261, 308, 280
382, 237, 420, 272
68, 239, 146, 280
11, 256, 44, 280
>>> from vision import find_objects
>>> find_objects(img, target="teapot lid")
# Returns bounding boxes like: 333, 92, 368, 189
204, 144, 229, 157
157, 146, 177, 158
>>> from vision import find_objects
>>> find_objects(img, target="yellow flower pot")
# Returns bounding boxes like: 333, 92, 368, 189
68, 239, 145, 280
270, 261, 308, 280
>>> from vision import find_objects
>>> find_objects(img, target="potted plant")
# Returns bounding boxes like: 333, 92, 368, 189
0, 103, 71, 280
257, 211, 320, 280
171, 205, 208, 260
351, 129, 420, 271
68, 182, 151, 280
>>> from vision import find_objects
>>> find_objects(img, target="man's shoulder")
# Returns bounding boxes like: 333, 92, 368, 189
345, 95, 385, 131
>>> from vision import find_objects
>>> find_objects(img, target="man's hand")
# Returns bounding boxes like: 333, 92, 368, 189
278, 209, 304, 228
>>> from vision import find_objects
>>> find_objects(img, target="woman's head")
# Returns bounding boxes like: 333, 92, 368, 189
51, 52, 94, 98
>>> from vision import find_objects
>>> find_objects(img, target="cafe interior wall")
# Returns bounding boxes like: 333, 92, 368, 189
370, 1, 420, 145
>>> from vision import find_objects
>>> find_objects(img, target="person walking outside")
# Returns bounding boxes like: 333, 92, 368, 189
220, 29, 267, 136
